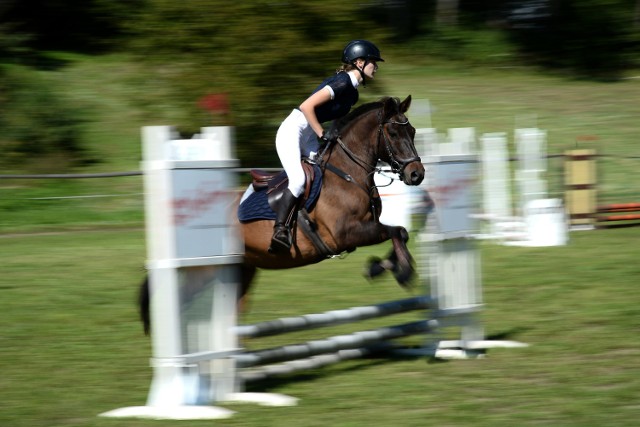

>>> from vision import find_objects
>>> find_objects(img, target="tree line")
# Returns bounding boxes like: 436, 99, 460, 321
1, 0, 638, 169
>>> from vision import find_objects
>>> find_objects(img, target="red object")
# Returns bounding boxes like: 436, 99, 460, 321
597, 203, 640, 213
575, 135, 599, 141
198, 93, 229, 114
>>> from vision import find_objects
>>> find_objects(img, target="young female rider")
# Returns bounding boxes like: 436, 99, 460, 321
269, 39, 384, 253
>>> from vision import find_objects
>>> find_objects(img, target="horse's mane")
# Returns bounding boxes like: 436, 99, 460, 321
330, 96, 400, 136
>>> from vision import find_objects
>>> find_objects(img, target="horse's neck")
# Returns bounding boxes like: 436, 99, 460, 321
337, 115, 379, 169
332, 131, 377, 178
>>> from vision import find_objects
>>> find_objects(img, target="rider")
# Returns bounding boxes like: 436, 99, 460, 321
269, 39, 384, 253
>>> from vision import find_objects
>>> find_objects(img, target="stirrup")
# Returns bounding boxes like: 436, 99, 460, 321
269, 226, 292, 253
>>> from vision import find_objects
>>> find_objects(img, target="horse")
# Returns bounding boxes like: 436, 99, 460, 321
139, 95, 425, 334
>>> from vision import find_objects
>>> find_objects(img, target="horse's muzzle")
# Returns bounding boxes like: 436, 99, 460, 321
402, 160, 425, 186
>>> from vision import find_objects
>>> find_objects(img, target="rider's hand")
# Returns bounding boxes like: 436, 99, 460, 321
318, 133, 329, 144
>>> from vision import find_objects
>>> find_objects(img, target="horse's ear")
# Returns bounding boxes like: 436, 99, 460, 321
399, 95, 412, 113
382, 97, 398, 120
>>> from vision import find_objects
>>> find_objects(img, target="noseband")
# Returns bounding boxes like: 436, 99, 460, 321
327, 112, 422, 178
320, 107, 422, 222
378, 116, 422, 177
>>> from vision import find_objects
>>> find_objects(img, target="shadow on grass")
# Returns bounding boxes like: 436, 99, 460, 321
244, 327, 529, 393
244, 357, 395, 394
487, 327, 530, 342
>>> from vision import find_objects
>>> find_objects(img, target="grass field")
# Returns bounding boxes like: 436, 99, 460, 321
1, 53, 640, 426
1, 226, 640, 427
1, 53, 639, 235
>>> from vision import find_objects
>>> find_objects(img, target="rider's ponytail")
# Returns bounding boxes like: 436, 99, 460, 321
336, 63, 358, 73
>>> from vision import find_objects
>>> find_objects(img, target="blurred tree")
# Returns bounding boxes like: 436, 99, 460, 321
0, 66, 93, 172
127, 0, 394, 166
0, 1, 30, 61
3, 0, 638, 171
2, 0, 144, 52
436, 0, 460, 26
505, 0, 640, 78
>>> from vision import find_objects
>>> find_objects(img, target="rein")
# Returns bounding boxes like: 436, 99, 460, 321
331, 114, 420, 178
328, 115, 421, 182
300, 102, 421, 258
377, 114, 422, 177
318, 109, 421, 220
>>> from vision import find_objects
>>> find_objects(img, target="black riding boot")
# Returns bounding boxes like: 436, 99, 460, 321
269, 188, 299, 253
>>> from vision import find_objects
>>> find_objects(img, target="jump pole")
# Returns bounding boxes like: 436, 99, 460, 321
597, 203, 640, 224
218, 293, 435, 406
565, 150, 640, 227
101, 124, 528, 418
100, 126, 246, 420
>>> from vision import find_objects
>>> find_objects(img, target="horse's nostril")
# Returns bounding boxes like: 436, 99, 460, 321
411, 171, 424, 185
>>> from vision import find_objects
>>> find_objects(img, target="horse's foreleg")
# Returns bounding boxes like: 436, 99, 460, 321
351, 222, 414, 288
388, 226, 414, 286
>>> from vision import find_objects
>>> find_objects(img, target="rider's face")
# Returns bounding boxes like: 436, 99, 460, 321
363, 60, 378, 79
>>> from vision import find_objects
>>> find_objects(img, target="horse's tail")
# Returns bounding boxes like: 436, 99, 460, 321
138, 275, 151, 335
138, 264, 254, 336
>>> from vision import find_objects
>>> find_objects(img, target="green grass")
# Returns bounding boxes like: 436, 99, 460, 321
1, 53, 640, 426
1, 53, 639, 234
386, 54, 640, 203
0, 177, 144, 234
1, 227, 639, 427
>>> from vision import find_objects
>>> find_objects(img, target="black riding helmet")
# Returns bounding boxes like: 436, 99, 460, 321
342, 40, 384, 86
342, 40, 385, 63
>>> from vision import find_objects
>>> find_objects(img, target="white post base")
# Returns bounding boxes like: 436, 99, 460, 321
393, 340, 529, 359
99, 405, 235, 420
224, 392, 299, 407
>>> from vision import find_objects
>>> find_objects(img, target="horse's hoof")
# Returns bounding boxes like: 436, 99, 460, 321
393, 268, 415, 289
364, 257, 386, 280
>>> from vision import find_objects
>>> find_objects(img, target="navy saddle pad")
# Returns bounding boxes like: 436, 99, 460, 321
237, 164, 323, 222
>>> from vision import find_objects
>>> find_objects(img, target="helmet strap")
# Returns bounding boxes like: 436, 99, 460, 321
354, 59, 369, 87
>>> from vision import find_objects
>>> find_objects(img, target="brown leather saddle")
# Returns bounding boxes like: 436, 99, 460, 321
250, 161, 316, 206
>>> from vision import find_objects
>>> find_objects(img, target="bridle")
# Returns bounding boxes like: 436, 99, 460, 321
325, 112, 421, 178
315, 106, 422, 223
377, 114, 422, 177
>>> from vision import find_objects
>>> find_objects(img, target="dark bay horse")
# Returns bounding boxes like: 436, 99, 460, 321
139, 95, 424, 334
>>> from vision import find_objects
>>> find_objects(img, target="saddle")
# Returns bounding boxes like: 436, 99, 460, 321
250, 160, 316, 205
247, 160, 335, 256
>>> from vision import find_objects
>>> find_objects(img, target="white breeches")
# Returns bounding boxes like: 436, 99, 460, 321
275, 108, 318, 198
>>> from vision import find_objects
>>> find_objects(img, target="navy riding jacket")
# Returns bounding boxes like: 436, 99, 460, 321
309, 71, 359, 123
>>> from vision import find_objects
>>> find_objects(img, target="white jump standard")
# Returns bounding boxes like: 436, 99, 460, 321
100, 125, 527, 420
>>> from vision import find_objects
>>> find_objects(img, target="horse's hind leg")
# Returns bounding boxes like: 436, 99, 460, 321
139, 275, 151, 335
238, 263, 257, 314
